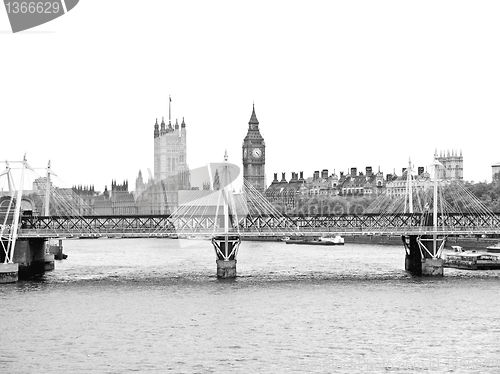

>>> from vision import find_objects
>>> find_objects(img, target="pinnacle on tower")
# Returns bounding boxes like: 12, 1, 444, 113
248, 103, 259, 126
154, 118, 159, 138
160, 117, 166, 134
181, 117, 186, 128
175, 118, 179, 130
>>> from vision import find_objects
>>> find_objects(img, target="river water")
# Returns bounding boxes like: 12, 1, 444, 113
1, 238, 500, 373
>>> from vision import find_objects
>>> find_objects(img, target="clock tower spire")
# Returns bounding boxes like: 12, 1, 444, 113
242, 104, 266, 194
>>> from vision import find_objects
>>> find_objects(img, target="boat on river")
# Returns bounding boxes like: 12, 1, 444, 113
285, 235, 344, 246
486, 242, 500, 253
443, 246, 500, 270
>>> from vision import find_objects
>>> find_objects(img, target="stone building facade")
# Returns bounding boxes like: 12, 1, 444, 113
134, 99, 191, 214
435, 149, 463, 180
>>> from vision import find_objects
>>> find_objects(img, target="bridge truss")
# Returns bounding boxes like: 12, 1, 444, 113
17, 212, 500, 238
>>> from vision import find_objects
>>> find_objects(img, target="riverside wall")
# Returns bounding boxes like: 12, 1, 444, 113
344, 235, 499, 251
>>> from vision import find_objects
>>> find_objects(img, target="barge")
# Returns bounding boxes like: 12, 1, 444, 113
443, 246, 500, 270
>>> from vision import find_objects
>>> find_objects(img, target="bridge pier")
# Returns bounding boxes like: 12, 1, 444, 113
421, 258, 444, 276
419, 235, 444, 276
212, 235, 240, 278
1, 238, 55, 281
404, 235, 443, 276
404, 235, 422, 275
0, 263, 19, 283
12, 238, 49, 279
216, 259, 237, 278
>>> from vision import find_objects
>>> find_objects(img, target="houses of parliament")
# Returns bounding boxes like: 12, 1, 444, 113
61, 102, 265, 215
61, 100, 471, 216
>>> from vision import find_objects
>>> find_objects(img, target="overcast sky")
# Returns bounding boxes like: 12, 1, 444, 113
1, 0, 499, 192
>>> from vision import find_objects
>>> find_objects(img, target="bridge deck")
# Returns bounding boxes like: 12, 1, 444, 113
8, 213, 500, 239
14, 226, 500, 239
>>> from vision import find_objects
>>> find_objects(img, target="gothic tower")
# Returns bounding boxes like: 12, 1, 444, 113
150, 97, 190, 214
153, 98, 189, 189
242, 104, 266, 193
434, 149, 463, 180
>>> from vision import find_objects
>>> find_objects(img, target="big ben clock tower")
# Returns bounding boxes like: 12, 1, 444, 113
242, 104, 266, 194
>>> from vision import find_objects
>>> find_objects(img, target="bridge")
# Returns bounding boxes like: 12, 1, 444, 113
1, 156, 500, 282
15, 212, 500, 238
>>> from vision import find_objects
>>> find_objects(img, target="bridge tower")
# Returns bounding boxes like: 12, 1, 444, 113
403, 159, 445, 276
211, 151, 241, 278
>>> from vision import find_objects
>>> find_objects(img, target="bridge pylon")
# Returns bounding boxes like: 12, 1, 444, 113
209, 151, 241, 278
212, 234, 240, 278
402, 159, 445, 276
0, 157, 56, 283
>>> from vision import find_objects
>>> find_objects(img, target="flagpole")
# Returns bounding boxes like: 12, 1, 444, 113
169, 95, 171, 125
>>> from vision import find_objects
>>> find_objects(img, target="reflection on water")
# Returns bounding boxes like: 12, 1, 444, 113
2, 239, 500, 373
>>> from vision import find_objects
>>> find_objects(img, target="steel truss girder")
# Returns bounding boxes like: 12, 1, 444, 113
17, 212, 500, 237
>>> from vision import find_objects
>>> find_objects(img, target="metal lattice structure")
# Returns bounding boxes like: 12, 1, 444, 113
16, 212, 500, 238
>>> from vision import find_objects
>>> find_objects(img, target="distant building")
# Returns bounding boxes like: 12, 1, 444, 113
153, 115, 189, 189
340, 167, 385, 196
135, 98, 191, 214
91, 180, 137, 215
265, 172, 305, 209
308, 169, 338, 196
492, 162, 500, 183
265, 166, 386, 209
72, 184, 97, 215
385, 167, 431, 198
435, 149, 463, 180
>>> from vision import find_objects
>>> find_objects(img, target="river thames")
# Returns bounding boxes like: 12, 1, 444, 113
2, 238, 500, 373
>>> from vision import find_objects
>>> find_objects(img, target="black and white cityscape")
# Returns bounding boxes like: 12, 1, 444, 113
2, 2, 500, 373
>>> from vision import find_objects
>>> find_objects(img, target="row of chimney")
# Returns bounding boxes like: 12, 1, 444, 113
274, 166, 427, 184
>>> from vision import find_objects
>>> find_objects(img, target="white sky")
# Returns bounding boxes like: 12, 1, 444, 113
1, 0, 499, 192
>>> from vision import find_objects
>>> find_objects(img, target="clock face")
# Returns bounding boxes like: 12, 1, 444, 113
243, 148, 247, 158
252, 148, 262, 158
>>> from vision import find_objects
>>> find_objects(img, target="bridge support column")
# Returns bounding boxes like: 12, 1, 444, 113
216, 259, 237, 278
419, 235, 443, 276
14, 238, 48, 279
403, 235, 443, 276
421, 258, 444, 276
212, 235, 240, 279
0, 263, 19, 284
404, 235, 421, 276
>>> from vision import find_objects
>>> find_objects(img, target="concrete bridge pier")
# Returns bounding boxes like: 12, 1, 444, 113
419, 235, 444, 276
0, 263, 19, 283
14, 238, 49, 279
216, 259, 237, 278
212, 235, 240, 278
404, 235, 443, 276
0, 238, 48, 282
